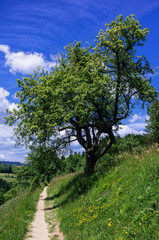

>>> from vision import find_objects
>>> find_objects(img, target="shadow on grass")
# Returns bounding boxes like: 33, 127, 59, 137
44, 173, 100, 209
44, 204, 61, 211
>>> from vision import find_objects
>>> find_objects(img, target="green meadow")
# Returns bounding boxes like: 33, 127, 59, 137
0, 173, 16, 183
0, 138, 159, 240
47, 145, 159, 240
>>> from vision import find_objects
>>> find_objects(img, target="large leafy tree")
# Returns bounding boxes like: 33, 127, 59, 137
5, 15, 157, 175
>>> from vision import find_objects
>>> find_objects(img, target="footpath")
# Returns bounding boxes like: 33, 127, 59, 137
25, 186, 64, 240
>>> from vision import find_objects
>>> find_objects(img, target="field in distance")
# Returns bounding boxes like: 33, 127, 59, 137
0, 173, 16, 182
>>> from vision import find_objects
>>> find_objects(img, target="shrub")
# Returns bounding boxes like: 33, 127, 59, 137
29, 175, 40, 192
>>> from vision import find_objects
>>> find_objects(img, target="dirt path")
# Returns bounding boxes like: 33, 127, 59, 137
25, 186, 64, 240
25, 186, 50, 240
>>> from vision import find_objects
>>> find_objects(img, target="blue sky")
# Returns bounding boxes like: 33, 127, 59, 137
0, 0, 159, 162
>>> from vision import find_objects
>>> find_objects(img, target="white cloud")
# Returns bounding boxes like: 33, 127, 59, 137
0, 44, 57, 75
11, 93, 17, 100
0, 45, 10, 55
0, 88, 10, 113
8, 102, 18, 111
0, 153, 7, 160
0, 123, 28, 162
127, 122, 146, 130
145, 115, 150, 121
0, 124, 13, 138
0, 87, 10, 99
129, 114, 142, 123
117, 124, 145, 138
0, 87, 18, 123
117, 112, 148, 137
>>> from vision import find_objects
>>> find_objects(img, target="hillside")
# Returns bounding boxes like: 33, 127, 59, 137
47, 144, 159, 240
0, 161, 22, 166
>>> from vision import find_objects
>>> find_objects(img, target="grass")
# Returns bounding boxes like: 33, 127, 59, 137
47, 145, 159, 240
0, 173, 16, 183
0, 186, 43, 240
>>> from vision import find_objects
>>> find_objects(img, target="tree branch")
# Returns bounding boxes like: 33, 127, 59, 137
96, 130, 115, 160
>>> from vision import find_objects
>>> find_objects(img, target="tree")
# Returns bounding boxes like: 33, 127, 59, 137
146, 98, 159, 142
5, 15, 157, 176
0, 163, 12, 173
64, 152, 85, 173
26, 146, 63, 181
12, 165, 35, 182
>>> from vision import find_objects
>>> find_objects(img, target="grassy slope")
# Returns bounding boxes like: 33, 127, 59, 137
0, 186, 42, 240
47, 145, 159, 240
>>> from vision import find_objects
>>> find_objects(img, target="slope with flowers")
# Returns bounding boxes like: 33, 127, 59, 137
47, 139, 159, 240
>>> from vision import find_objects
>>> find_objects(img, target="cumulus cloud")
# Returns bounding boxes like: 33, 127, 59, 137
129, 114, 142, 123
0, 87, 18, 124
11, 93, 18, 100
128, 113, 150, 123
117, 125, 145, 137
0, 45, 10, 54
127, 122, 146, 130
0, 88, 10, 112
0, 124, 14, 138
0, 123, 28, 162
145, 115, 150, 121
0, 44, 57, 75
0, 87, 10, 99
117, 112, 149, 137
0, 153, 7, 160
126, 113, 149, 132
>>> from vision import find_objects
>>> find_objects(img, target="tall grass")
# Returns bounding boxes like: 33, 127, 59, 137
47, 146, 159, 239
0, 187, 42, 240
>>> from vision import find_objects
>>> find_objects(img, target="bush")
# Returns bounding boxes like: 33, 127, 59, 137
29, 175, 40, 192
4, 188, 17, 202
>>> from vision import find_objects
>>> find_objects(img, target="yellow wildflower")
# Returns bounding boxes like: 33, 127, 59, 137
108, 221, 112, 227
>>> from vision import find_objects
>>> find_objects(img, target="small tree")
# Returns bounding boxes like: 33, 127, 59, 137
26, 145, 63, 181
146, 98, 159, 142
5, 15, 157, 176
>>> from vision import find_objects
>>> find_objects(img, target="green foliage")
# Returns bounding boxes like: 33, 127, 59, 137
0, 163, 12, 173
1, 165, 35, 204
3, 181, 30, 203
146, 99, 159, 142
0, 178, 12, 205
0, 190, 5, 205
5, 15, 157, 176
0, 178, 12, 193
4, 187, 17, 202
0, 186, 42, 240
13, 165, 35, 182
64, 152, 85, 173
47, 145, 159, 239
115, 134, 151, 152
95, 134, 152, 171
29, 175, 40, 192
111, 134, 151, 155
26, 146, 63, 182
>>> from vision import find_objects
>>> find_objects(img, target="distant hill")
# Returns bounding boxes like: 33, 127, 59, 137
0, 161, 23, 166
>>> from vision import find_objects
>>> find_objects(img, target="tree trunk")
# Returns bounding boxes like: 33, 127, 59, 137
84, 130, 115, 176
84, 152, 97, 176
